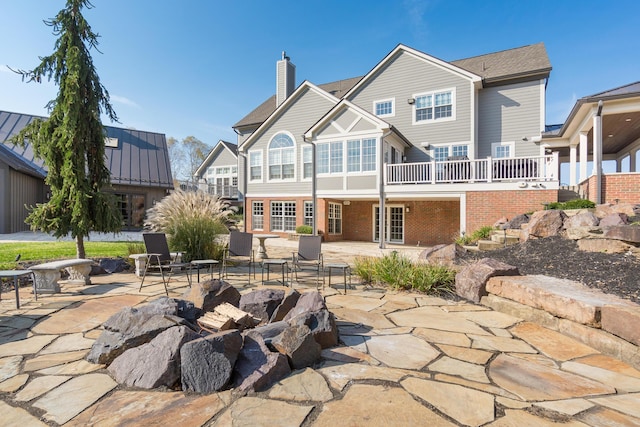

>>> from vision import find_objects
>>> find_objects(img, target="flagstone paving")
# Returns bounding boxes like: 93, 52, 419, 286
0, 270, 639, 426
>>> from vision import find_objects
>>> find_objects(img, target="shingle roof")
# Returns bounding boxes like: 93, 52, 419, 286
233, 76, 362, 130
451, 43, 551, 84
583, 81, 640, 100
234, 44, 550, 131
0, 110, 173, 188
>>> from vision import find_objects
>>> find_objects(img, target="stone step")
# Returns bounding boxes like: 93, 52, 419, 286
477, 240, 504, 251
490, 233, 520, 245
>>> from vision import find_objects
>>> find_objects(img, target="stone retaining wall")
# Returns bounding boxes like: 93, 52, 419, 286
482, 275, 640, 370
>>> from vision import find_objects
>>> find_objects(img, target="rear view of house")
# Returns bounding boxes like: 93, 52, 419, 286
233, 44, 557, 245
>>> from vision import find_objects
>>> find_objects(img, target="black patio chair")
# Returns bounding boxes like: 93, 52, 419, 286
222, 231, 256, 284
139, 232, 190, 295
291, 235, 324, 288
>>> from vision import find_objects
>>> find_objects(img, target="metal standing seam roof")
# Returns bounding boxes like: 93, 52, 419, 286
0, 110, 174, 188
233, 43, 551, 131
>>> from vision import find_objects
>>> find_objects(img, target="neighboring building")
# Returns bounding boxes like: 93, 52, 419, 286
233, 45, 558, 245
0, 110, 174, 233
192, 140, 239, 201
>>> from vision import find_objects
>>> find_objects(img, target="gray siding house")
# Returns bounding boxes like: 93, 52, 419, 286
233, 44, 555, 246
0, 110, 174, 233
192, 140, 240, 201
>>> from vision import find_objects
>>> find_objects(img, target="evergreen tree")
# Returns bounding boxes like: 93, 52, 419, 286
11, 0, 121, 258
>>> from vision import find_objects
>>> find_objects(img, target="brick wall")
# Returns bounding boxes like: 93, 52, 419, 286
466, 190, 557, 232
342, 200, 460, 246
578, 173, 640, 204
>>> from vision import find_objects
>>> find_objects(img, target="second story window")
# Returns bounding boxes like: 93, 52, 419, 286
347, 138, 377, 172
414, 88, 455, 124
268, 133, 295, 180
317, 141, 343, 174
249, 151, 262, 181
374, 98, 395, 117
303, 146, 313, 179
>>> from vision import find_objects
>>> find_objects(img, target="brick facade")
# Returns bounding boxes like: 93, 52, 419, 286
580, 173, 640, 204
246, 197, 460, 245
466, 190, 557, 232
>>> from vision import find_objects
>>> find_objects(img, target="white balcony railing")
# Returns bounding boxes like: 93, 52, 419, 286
178, 181, 239, 198
386, 154, 558, 185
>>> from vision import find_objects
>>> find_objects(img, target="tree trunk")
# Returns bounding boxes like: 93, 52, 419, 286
76, 235, 86, 259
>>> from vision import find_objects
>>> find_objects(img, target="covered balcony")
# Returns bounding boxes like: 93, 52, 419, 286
385, 153, 558, 185
178, 180, 239, 198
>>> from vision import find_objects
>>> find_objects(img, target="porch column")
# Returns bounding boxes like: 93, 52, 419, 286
593, 101, 604, 204
579, 131, 588, 182
630, 149, 637, 172
569, 144, 577, 186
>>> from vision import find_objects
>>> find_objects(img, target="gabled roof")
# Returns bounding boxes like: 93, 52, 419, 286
0, 110, 174, 188
234, 43, 551, 133
543, 81, 640, 138
238, 81, 341, 152
451, 43, 551, 85
233, 77, 361, 130
195, 139, 238, 178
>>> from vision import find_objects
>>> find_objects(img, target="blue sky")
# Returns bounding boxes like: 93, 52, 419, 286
1, 0, 639, 148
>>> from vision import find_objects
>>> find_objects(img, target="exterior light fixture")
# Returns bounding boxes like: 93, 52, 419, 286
407, 98, 415, 105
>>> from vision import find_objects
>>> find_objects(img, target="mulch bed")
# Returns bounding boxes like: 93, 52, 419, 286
458, 235, 640, 304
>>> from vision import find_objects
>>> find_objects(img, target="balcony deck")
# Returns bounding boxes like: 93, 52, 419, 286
386, 154, 558, 185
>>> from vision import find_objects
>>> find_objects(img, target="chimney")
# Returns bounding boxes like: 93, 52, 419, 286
276, 51, 296, 107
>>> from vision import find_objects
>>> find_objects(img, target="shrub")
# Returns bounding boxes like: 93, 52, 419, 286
352, 252, 455, 294
352, 256, 376, 284
454, 225, 494, 246
296, 225, 313, 234
544, 199, 595, 210
144, 189, 234, 262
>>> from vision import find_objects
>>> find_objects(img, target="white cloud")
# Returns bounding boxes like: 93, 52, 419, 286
110, 94, 140, 108
403, 0, 430, 42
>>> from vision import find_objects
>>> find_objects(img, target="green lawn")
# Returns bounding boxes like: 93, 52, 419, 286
0, 241, 143, 270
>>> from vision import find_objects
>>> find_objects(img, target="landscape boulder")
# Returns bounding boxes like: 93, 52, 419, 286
180, 330, 243, 393
598, 213, 628, 228
233, 330, 291, 392
563, 211, 599, 229
577, 239, 632, 254
107, 325, 200, 389
272, 324, 321, 369
283, 291, 326, 322
520, 210, 566, 241
502, 213, 530, 230
604, 225, 640, 244
182, 279, 241, 312
239, 289, 285, 323
595, 203, 640, 219
270, 289, 301, 322
86, 297, 193, 364
455, 258, 519, 303
419, 243, 466, 264
287, 309, 339, 349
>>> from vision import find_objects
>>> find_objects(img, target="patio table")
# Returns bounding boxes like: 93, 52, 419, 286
254, 234, 280, 259
0, 270, 35, 309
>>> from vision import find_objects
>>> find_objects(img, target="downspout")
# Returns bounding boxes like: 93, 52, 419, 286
237, 151, 248, 230
595, 100, 603, 204
379, 130, 392, 249
303, 136, 318, 236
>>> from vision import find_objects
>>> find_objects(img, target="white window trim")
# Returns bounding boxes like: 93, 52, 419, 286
346, 137, 378, 175
252, 201, 264, 231
491, 141, 515, 158
430, 142, 470, 160
372, 204, 405, 244
270, 201, 297, 232
316, 141, 344, 176
373, 98, 395, 118
328, 202, 342, 235
267, 131, 297, 183
248, 149, 263, 182
302, 146, 313, 181
412, 87, 456, 125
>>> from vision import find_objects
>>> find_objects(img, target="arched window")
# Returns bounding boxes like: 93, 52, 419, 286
268, 133, 295, 180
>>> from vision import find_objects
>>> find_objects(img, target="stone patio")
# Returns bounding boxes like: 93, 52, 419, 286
0, 241, 639, 425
